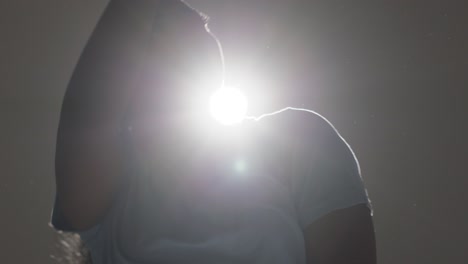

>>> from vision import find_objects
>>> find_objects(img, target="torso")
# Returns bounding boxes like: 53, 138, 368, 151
92, 111, 308, 264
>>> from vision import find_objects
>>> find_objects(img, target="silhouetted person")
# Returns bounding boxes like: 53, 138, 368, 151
51, 1, 376, 263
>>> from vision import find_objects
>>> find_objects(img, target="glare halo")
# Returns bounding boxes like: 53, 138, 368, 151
209, 87, 248, 125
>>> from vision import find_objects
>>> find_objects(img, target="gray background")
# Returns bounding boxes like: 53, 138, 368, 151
1, 0, 466, 263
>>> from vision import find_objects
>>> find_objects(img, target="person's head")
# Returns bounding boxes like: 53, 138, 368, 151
132, 0, 225, 120
126, 0, 226, 170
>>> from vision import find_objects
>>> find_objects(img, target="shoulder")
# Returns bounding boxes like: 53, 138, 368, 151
247, 107, 340, 145
246, 107, 356, 169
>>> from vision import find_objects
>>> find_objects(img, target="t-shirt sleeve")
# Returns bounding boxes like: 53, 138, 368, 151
290, 111, 371, 230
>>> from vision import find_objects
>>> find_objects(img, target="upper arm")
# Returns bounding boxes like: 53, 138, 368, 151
53, 0, 155, 231
304, 204, 376, 264
289, 109, 371, 228
284, 109, 375, 262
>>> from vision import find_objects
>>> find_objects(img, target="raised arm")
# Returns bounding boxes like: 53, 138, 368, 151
54, 1, 156, 231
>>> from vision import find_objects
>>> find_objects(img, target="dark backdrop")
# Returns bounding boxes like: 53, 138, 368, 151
1, 0, 466, 263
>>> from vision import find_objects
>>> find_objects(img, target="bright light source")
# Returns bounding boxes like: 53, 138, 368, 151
209, 87, 248, 125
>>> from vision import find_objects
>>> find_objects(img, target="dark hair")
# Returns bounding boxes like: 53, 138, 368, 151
55, 1, 221, 264
52, 232, 92, 264
128, 0, 224, 123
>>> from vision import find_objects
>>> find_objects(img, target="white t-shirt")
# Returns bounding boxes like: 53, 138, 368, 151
52, 108, 370, 264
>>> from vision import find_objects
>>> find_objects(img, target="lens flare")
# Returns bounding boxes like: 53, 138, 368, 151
209, 87, 248, 125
